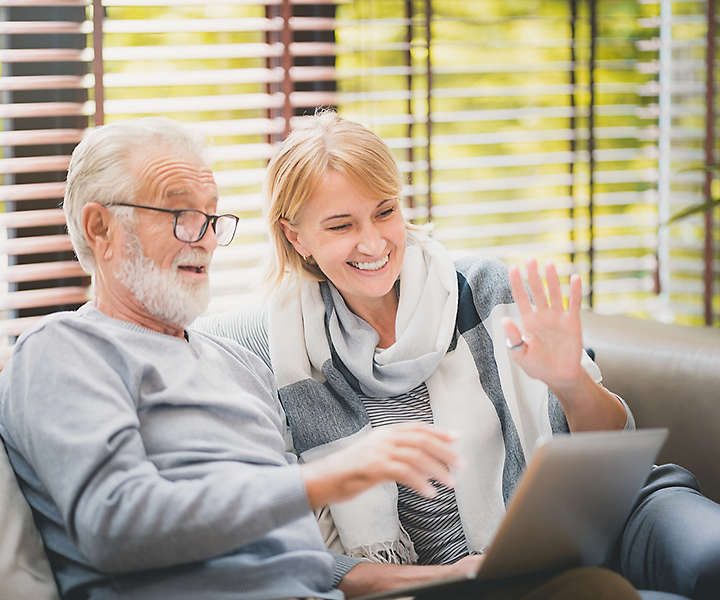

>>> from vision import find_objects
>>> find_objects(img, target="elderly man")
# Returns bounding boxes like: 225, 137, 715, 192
0, 118, 639, 600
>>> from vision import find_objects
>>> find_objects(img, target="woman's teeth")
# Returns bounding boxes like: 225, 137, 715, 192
348, 255, 389, 271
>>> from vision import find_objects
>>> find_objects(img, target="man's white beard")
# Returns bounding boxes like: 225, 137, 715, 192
115, 227, 211, 328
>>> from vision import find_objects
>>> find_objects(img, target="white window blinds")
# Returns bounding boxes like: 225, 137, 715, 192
1, 0, 717, 364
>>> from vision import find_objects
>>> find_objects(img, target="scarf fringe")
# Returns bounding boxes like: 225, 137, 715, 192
345, 536, 419, 565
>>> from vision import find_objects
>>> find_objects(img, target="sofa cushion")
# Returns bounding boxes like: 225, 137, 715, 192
0, 443, 60, 600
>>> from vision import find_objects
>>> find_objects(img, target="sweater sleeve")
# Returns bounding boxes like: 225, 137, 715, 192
579, 349, 635, 430
0, 322, 312, 574
330, 551, 363, 587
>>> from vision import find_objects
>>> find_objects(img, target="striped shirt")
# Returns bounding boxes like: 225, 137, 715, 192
361, 383, 470, 565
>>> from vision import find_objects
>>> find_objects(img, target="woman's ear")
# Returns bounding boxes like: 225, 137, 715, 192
82, 202, 115, 261
279, 218, 310, 259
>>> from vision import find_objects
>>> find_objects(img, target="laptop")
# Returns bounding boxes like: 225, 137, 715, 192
355, 428, 668, 600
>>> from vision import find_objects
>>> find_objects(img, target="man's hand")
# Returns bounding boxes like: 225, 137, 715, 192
301, 423, 459, 509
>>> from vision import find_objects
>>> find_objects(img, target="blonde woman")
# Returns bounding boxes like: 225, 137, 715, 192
200, 112, 717, 599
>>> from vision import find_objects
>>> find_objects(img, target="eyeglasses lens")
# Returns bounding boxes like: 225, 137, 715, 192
215, 216, 237, 246
175, 211, 206, 243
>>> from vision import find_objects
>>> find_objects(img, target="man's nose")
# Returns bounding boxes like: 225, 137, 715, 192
193, 220, 219, 253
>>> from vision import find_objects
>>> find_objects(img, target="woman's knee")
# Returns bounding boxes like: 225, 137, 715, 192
620, 467, 720, 597
693, 542, 720, 600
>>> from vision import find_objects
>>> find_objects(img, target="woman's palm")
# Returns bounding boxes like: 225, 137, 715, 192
503, 259, 584, 390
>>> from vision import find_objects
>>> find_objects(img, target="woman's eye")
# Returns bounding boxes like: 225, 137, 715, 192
378, 208, 395, 218
328, 223, 350, 231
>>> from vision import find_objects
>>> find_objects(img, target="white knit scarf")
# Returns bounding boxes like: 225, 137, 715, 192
269, 237, 559, 562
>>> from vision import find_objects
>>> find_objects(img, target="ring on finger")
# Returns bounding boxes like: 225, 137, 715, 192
505, 337, 527, 351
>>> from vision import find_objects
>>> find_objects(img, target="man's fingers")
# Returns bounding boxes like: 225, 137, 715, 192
389, 422, 458, 443
372, 425, 460, 489
388, 460, 454, 498
389, 446, 456, 489
384, 426, 460, 471
525, 259, 549, 310
395, 469, 438, 498
364, 424, 463, 495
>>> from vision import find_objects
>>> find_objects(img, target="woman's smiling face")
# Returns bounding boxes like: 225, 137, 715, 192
281, 169, 407, 308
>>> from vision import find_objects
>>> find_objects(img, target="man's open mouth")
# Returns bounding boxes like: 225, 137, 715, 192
178, 265, 207, 274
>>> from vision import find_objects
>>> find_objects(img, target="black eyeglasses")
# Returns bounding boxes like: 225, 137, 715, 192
107, 202, 239, 246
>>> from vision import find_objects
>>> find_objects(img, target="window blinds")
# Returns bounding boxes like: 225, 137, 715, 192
1, 0, 717, 364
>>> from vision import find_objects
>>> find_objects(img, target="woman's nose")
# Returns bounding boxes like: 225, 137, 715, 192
356, 224, 386, 256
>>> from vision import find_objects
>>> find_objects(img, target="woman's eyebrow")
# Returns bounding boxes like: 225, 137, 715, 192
319, 199, 396, 224
320, 213, 351, 225
376, 198, 395, 208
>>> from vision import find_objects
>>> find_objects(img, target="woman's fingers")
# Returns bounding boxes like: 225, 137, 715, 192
502, 317, 525, 352
451, 554, 485, 576
568, 273, 582, 315
545, 263, 564, 311
515, 259, 577, 315
509, 266, 533, 314
525, 259, 549, 310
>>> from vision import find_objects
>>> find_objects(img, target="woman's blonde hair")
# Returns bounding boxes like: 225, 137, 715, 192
265, 110, 404, 285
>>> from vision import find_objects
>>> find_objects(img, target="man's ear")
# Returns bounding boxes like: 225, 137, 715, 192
279, 218, 310, 259
82, 202, 116, 261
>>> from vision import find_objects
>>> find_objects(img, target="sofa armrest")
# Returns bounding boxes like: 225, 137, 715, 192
581, 311, 720, 503
0, 442, 60, 599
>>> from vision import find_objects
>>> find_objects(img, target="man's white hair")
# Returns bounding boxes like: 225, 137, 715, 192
63, 117, 207, 274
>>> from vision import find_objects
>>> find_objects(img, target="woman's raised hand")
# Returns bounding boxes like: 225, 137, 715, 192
502, 259, 585, 392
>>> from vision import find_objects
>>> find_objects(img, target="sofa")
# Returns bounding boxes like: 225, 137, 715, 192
1, 311, 718, 598
580, 311, 720, 504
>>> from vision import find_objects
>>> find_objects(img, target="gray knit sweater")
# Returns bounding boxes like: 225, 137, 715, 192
0, 303, 357, 600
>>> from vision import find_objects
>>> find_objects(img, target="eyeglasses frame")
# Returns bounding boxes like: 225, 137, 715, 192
105, 202, 239, 246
